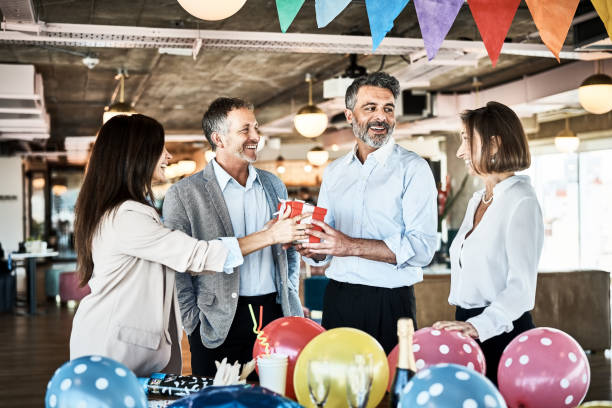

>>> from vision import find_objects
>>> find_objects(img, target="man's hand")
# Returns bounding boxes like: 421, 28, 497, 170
299, 219, 355, 257
432, 320, 479, 339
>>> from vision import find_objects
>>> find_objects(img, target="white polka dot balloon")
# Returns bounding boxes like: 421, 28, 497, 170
400, 363, 507, 408
388, 327, 486, 390
45, 355, 147, 408
498, 328, 590, 408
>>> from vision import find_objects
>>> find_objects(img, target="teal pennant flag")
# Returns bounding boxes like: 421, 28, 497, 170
315, 0, 351, 28
276, 0, 305, 33
366, 0, 410, 51
413, 0, 464, 60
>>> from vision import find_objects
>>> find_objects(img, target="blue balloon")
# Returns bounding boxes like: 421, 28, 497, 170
45, 355, 147, 408
400, 364, 507, 408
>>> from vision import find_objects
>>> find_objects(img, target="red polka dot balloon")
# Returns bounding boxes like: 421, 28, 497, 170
498, 327, 590, 408
387, 327, 486, 390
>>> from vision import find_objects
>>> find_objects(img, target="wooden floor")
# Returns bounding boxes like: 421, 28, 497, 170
0, 302, 611, 407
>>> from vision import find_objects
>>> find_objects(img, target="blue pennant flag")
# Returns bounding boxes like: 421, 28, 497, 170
366, 0, 410, 51
315, 0, 351, 28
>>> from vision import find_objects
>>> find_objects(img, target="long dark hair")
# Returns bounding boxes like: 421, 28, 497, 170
74, 114, 165, 286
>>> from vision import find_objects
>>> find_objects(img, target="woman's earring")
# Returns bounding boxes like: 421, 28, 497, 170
491, 156, 496, 164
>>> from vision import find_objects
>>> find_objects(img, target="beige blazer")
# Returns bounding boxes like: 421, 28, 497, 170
70, 200, 229, 377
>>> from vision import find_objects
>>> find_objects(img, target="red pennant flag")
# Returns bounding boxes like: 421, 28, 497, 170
468, 0, 520, 67
525, 0, 580, 61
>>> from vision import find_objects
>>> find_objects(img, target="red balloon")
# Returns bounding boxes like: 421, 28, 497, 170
252, 316, 325, 399
387, 327, 486, 391
498, 327, 590, 408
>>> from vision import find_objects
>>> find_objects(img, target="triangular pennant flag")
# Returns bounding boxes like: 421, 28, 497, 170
468, 0, 520, 67
315, 0, 351, 28
591, 0, 612, 40
366, 0, 410, 51
276, 0, 305, 32
413, 0, 464, 60
525, 0, 580, 61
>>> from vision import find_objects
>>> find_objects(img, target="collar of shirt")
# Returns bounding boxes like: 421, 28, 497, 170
212, 159, 260, 191
473, 174, 531, 200
345, 137, 396, 166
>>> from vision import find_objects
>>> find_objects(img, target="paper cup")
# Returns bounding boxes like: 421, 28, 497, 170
257, 353, 288, 396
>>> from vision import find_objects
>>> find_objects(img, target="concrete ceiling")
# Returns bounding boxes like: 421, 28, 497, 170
0, 0, 601, 148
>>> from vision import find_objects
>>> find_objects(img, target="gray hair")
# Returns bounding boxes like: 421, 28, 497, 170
345, 72, 400, 110
202, 97, 254, 151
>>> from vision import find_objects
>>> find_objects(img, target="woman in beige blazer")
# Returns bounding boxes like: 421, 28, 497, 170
69, 114, 308, 377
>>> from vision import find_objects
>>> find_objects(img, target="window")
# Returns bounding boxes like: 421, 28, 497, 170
524, 141, 612, 272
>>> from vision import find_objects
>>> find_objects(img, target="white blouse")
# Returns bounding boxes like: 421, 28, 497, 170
448, 175, 544, 342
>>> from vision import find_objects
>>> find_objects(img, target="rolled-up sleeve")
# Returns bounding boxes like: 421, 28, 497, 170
218, 237, 243, 273
467, 197, 544, 341
383, 159, 438, 268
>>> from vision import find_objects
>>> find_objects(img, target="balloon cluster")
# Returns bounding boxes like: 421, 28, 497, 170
46, 323, 593, 408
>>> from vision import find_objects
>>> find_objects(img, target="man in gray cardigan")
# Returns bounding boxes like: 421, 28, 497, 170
162, 97, 303, 377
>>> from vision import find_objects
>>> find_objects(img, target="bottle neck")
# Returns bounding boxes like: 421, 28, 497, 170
397, 335, 417, 371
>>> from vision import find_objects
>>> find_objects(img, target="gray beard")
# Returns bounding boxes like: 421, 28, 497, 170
351, 118, 394, 148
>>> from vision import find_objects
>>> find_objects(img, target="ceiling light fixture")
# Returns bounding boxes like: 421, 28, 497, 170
103, 69, 137, 124
294, 73, 328, 138
306, 146, 329, 166
578, 61, 612, 114
176, 0, 246, 21
554, 117, 579, 153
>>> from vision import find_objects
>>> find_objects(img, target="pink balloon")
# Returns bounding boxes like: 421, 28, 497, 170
498, 327, 590, 408
387, 327, 486, 391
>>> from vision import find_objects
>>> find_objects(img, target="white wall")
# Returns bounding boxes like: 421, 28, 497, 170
0, 157, 23, 253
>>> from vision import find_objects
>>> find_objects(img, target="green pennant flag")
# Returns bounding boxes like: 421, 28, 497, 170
276, 0, 306, 32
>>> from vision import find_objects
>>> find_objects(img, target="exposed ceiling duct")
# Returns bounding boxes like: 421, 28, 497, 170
0, 0, 37, 23
0, 64, 50, 141
1, 21, 610, 61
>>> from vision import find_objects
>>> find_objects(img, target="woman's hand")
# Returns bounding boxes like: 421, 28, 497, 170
266, 207, 312, 245
432, 320, 479, 339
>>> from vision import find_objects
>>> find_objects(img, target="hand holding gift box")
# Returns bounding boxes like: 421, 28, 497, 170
277, 200, 327, 244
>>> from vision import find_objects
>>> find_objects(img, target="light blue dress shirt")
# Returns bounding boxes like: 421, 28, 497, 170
212, 159, 277, 296
305, 138, 438, 288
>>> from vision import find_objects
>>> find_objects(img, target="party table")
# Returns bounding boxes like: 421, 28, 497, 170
10, 251, 58, 315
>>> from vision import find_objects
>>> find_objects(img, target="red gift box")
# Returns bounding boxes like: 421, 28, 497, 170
277, 200, 327, 243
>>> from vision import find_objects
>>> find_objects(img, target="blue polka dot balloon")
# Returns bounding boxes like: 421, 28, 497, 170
45, 355, 147, 408
400, 363, 507, 408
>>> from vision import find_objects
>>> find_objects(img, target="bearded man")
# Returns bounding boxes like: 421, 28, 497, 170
296, 72, 438, 353
163, 97, 304, 377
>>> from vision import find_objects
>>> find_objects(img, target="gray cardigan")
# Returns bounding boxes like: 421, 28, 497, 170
162, 162, 303, 348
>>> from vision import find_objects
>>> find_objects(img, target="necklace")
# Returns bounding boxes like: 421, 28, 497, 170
482, 192, 493, 205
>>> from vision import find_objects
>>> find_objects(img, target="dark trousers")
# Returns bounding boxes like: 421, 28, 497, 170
321, 279, 417, 354
188, 293, 283, 379
456, 306, 535, 386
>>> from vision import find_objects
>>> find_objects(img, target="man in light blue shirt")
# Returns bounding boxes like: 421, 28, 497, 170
163, 97, 305, 377
298, 72, 438, 353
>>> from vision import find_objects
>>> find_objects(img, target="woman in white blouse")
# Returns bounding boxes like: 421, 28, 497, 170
70, 114, 307, 376
433, 101, 544, 385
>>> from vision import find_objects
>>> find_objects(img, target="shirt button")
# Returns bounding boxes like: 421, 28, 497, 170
231, 292, 237, 299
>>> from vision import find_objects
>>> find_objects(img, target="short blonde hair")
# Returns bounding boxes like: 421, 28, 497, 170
461, 101, 530, 174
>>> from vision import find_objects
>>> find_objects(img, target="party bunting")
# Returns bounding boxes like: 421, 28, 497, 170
276, 0, 305, 33
366, 0, 410, 51
315, 0, 351, 28
525, 0, 580, 61
591, 0, 612, 39
468, 0, 520, 67
413, 0, 464, 60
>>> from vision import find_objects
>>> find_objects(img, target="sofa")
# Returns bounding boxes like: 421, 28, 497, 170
414, 270, 611, 352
